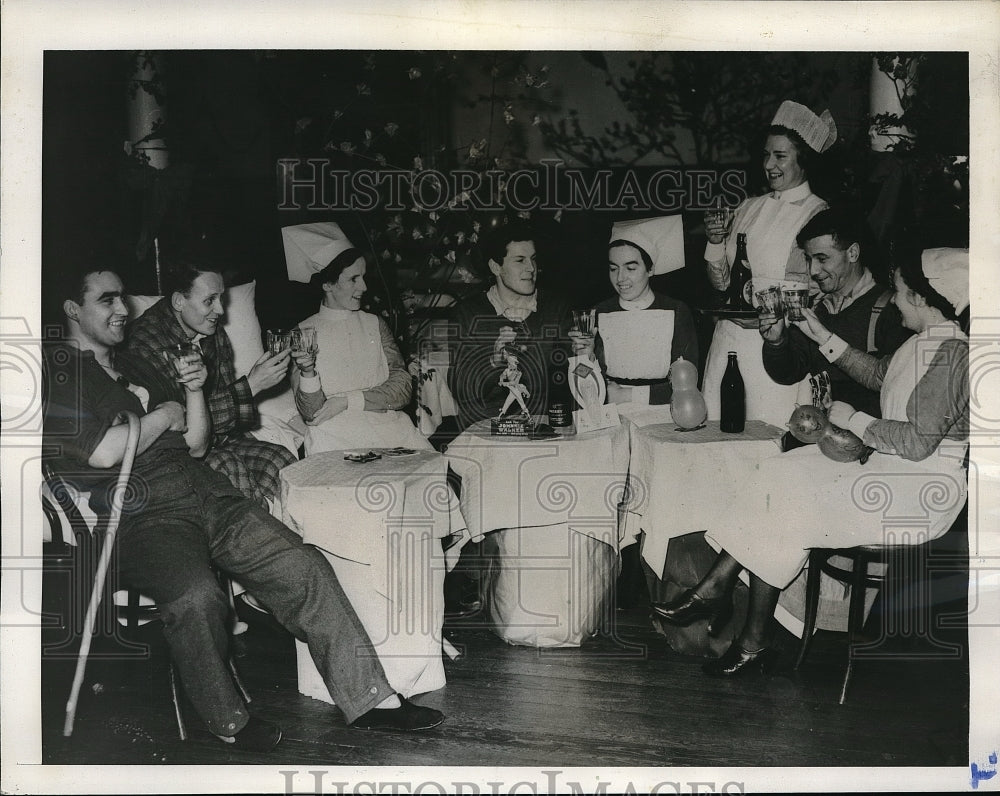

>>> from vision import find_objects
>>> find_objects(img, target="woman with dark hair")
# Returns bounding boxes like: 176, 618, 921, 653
653, 247, 969, 676
571, 216, 698, 412
282, 224, 430, 454
701, 100, 838, 427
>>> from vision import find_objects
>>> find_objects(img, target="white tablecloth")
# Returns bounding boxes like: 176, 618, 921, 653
280, 449, 470, 699
445, 420, 631, 647
446, 419, 631, 544
629, 420, 783, 572
628, 421, 879, 635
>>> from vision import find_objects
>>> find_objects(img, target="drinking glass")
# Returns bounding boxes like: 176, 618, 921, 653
291, 326, 318, 355
754, 286, 783, 319
266, 329, 291, 356
161, 342, 201, 377
571, 309, 596, 336
781, 287, 811, 322
704, 197, 734, 241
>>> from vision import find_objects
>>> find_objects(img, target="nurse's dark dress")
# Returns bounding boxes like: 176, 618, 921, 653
593, 291, 698, 407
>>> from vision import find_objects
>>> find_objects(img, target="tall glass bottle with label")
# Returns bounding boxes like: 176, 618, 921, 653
720, 351, 745, 433
728, 233, 754, 311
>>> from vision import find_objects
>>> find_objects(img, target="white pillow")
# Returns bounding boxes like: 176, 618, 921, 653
223, 281, 266, 378
124, 293, 161, 320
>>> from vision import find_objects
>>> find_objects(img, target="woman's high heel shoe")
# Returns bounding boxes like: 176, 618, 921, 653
650, 589, 733, 637
702, 642, 776, 677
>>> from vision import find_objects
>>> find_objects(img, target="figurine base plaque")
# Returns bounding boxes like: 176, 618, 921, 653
491, 414, 539, 437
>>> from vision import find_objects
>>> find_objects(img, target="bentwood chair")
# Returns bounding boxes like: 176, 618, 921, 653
793, 510, 967, 704
793, 545, 893, 704
42, 464, 251, 740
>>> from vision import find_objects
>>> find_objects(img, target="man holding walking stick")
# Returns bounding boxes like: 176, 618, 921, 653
43, 267, 445, 751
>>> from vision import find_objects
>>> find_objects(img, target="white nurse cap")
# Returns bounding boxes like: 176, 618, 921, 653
922, 247, 969, 315
282, 222, 355, 283
770, 100, 838, 153
609, 215, 685, 275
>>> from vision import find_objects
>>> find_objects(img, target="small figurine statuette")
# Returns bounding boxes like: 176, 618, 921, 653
497, 348, 531, 418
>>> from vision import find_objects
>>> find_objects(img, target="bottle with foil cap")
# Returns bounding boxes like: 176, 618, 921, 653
719, 351, 745, 433
728, 233, 754, 311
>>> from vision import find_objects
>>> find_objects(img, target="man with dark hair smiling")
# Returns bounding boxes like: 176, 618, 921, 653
448, 222, 572, 429
760, 207, 912, 418
443, 223, 573, 616
43, 267, 445, 751
118, 253, 294, 507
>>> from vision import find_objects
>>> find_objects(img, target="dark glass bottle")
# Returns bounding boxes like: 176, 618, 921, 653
720, 351, 745, 433
728, 233, 754, 310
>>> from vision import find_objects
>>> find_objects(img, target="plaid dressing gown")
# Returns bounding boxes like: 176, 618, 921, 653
119, 297, 296, 507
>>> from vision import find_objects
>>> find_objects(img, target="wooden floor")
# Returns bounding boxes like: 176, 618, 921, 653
41, 583, 969, 768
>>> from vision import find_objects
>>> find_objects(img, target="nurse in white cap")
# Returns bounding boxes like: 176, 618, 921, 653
702, 100, 838, 427
654, 245, 969, 677
572, 215, 698, 412
282, 222, 431, 454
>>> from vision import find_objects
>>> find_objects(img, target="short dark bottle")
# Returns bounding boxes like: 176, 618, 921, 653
720, 351, 745, 433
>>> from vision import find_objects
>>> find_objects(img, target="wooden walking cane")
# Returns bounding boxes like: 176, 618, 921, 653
63, 410, 141, 737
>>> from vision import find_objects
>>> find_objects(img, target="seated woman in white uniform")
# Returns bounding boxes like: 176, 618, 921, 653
701, 100, 837, 427
652, 246, 969, 677
570, 216, 700, 607
572, 216, 698, 417
282, 222, 431, 454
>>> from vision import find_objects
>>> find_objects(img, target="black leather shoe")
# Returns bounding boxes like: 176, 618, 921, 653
702, 643, 775, 677
651, 589, 733, 636
215, 716, 283, 752
351, 697, 444, 732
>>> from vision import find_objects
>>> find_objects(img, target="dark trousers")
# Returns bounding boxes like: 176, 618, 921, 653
114, 456, 392, 734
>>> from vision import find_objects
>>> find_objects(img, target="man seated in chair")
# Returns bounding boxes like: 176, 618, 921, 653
43, 266, 445, 751
117, 251, 296, 509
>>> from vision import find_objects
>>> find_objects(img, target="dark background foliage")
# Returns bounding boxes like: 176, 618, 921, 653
43, 50, 968, 348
